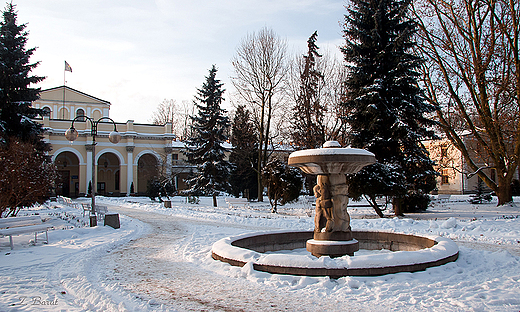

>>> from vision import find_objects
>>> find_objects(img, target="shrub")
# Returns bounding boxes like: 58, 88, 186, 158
262, 159, 302, 213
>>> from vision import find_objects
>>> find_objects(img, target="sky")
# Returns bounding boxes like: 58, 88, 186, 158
13, 0, 348, 124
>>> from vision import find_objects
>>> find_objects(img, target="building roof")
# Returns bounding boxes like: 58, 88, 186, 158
38, 86, 111, 107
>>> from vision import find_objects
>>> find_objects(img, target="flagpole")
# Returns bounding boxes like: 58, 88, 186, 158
63, 64, 66, 120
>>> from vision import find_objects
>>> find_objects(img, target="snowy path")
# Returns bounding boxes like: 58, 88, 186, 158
102, 205, 369, 311
97, 200, 520, 312
0, 212, 151, 311
3, 196, 519, 311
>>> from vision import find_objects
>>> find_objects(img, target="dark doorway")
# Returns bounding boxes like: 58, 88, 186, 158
57, 170, 70, 197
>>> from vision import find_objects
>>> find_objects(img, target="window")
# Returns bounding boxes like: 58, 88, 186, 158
441, 169, 449, 184
172, 153, 179, 165
42, 107, 51, 117
76, 109, 85, 121
440, 146, 448, 159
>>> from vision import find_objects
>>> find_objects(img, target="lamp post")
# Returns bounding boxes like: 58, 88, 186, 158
65, 116, 121, 226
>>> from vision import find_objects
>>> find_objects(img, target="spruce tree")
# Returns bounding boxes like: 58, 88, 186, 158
184, 65, 231, 207
0, 4, 54, 216
342, 0, 437, 215
291, 31, 325, 150
0, 3, 45, 149
229, 105, 258, 200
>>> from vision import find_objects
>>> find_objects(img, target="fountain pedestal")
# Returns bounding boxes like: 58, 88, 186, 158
288, 141, 375, 258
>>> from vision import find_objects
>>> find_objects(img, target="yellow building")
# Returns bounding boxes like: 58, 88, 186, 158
32, 86, 192, 197
424, 137, 520, 194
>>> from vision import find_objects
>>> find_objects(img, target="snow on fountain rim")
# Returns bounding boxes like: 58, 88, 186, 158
211, 230, 459, 270
289, 147, 375, 158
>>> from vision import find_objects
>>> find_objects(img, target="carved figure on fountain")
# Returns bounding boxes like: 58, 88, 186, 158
330, 174, 351, 232
313, 176, 334, 233
313, 173, 354, 241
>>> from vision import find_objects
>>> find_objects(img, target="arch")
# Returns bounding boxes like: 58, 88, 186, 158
137, 153, 159, 194
134, 149, 163, 166
53, 151, 80, 198
41, 106, 51, 117
51, 147, 85, 165
96, 148, 125, 166
58, 107, 69, 120
75, 108, 86, 121
91, 109, 102, 120
96, 151, 121, 196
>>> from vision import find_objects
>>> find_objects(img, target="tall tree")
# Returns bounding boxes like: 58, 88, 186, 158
287, 39, 350, 147
0, 3, 45, 149
184, 65, 231, 207
229, 105, 258, 200
413, 0, 520, 206
231, 27, 289, 202
0, 3, 54, 217
289, 31, 327, 194
290, 31, 326, 149
342, 0, 437, 216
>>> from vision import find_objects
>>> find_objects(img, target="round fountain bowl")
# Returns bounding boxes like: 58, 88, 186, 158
288, 142, 376, 175
212, 231, 459, 278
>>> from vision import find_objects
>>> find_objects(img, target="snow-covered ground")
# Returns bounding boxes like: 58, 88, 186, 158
1, 195, 519, 311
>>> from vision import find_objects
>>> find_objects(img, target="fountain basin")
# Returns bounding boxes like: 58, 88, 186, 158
212, 230, 459, 278
288, 146, 376, 175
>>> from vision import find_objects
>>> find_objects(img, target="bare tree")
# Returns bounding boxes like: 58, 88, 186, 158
151, 99, 177, 130
178, 100, 195, 141
0, 138, 57, 217
320, 53, 349, 145
413, 0, 520, 205
231, 27, 289, 201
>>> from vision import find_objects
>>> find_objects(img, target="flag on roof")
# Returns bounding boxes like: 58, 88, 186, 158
65, 61, 72, 72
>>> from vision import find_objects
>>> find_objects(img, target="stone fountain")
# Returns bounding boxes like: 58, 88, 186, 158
211, 140, 459, 278
288, 141, 376, 257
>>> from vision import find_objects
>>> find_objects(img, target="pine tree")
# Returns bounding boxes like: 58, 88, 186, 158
342, 0, 437, 216
291, 31, 326, 150
0, 3, 45, 149
229, 105, 258, 200
184, 65, 231, 207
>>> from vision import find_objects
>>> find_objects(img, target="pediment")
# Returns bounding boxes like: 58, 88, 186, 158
38, 86, 110, 107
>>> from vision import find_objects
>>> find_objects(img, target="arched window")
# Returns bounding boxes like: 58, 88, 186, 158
42, 107, 51, 117
76, 109, 85, 121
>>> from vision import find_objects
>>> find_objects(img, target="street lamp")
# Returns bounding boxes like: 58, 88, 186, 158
65, 116, 121, 226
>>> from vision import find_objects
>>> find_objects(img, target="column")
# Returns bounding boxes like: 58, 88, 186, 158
126, 146, 135, 195
85, 144, 94, 193
164, 147, 172, 176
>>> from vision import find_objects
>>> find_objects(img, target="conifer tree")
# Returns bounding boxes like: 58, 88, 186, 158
0, 3, 45, 149
229, 105, 258, 200
291, 31, 325, 149
0, 4, 54, 217
342, 0, 437, 215
184, 65, 231, 207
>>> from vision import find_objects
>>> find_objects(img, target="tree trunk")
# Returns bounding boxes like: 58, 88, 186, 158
365, 195, 385, 218
393, 197, 403, 216
213, 193, 217, 207
257, 151, 263, 202
496, 182, 513, 206
257, 99, 266, 203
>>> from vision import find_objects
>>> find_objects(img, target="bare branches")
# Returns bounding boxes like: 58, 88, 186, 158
231, 27, 290, 201
151, 99, 177, 129
414, 0, 520, 204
